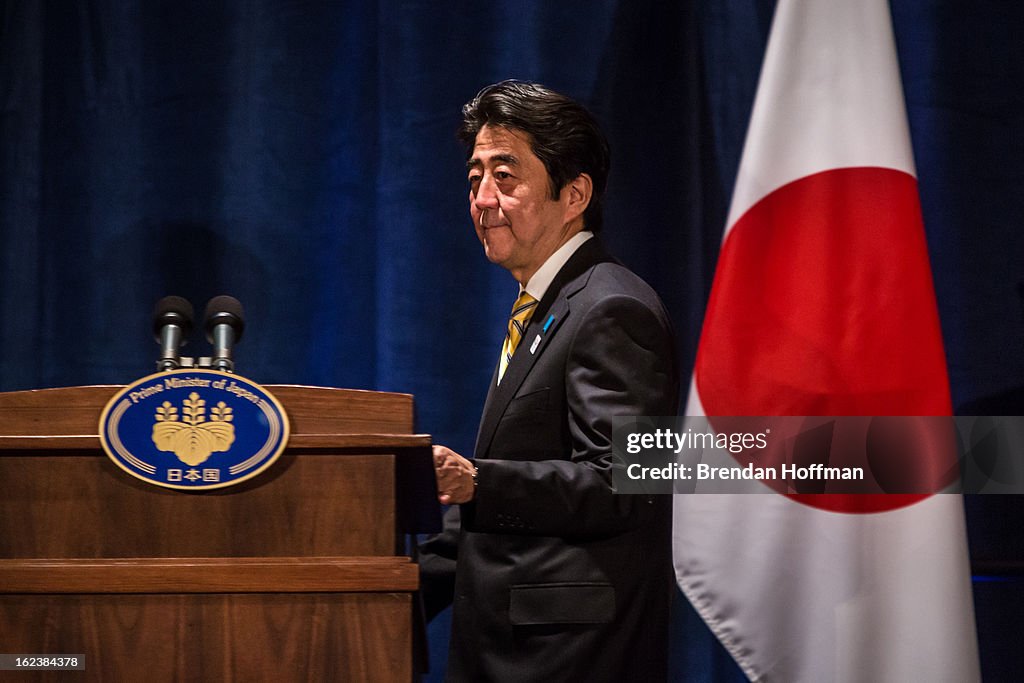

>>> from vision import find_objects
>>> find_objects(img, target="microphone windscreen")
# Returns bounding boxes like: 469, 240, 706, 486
204, 295, 245, 341
153, 295, 194, 338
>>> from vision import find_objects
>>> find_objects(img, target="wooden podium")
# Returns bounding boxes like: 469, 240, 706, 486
0, 384, 440, 681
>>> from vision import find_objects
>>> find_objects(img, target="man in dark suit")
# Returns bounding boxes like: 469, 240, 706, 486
420, 80, 679, 682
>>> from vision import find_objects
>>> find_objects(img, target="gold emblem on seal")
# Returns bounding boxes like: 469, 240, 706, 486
152, 392, 236, 466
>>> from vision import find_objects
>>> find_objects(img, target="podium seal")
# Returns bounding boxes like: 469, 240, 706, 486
99, 369, 290, 491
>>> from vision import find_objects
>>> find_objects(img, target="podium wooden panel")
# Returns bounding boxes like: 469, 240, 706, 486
0, 384, 439, 682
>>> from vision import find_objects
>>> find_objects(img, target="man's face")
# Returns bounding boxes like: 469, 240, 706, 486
467, 125, 574, 284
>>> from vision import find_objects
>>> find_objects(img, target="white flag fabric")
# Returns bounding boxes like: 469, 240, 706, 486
673, 0, 980, 681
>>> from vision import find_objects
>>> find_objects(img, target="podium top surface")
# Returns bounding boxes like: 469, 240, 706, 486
0, 384, 428, 449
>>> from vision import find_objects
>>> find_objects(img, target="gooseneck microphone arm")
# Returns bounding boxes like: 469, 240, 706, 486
153, 296, 194, 371
204, 295, 245, 373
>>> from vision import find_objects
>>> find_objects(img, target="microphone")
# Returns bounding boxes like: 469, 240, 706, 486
204, 295, 245, 373
153, 296, 194, 371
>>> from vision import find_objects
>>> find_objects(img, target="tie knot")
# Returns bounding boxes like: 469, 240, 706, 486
509, 291, 538, 322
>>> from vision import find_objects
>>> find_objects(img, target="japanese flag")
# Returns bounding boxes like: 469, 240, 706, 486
672, 0, 981, 680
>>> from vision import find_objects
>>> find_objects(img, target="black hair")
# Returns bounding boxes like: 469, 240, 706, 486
458, 80, 610, 233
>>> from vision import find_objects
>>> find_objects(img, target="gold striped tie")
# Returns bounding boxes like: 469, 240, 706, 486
499, 291, 538, 382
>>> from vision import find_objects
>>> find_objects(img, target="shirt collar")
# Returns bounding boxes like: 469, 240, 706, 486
521, 231, 594, 301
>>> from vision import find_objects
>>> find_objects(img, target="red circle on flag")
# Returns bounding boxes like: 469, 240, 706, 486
695, 167, 953, 513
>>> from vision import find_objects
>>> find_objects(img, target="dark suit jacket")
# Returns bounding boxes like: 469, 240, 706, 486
420, 237, 680, 682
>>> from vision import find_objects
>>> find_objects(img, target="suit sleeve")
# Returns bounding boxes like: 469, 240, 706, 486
416, 504, 460, 621
462, 292, 679, 538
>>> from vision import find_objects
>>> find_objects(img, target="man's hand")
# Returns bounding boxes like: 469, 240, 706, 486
433, 444, 476, 505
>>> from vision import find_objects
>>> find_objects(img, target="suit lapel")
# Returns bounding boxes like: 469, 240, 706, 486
473, 238, 613, 459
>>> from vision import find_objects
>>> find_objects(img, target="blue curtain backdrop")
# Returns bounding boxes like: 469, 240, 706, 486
1, 1, 1021, 680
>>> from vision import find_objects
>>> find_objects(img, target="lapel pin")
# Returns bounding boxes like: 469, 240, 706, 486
529, 334, 542, 354
543, 314, 555, 332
